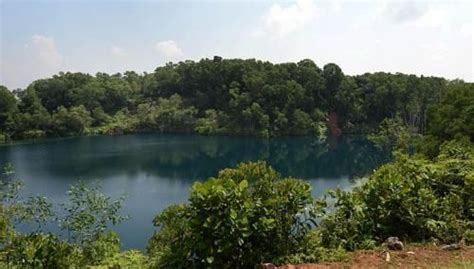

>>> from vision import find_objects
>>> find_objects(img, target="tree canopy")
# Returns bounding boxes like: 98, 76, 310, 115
0, 57, 471, 141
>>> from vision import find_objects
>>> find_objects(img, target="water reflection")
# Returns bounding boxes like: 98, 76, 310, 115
0, 134, 388, 249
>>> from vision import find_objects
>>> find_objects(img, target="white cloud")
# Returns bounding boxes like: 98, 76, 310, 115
460, 23, 472, 38
111, 45, 124, 56
419, 42, 449, 62
154, 40, 184, 58
30, 34, 62, 68
0, 34, 63, 89
257, 0, 318, 37
383, 1, 426, 24
380, 2, 458, 30
413, 6, 448, 29
330, 0, 342, 13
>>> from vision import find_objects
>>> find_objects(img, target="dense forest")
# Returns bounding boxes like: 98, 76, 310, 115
1, 57, 472, 141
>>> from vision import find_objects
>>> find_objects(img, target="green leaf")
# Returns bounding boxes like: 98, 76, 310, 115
206, 256, 214, 264
239, 180, 249, 190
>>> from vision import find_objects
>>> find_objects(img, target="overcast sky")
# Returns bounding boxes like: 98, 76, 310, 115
0, 0, 472, 89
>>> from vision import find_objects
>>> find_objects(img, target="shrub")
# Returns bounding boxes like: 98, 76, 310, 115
148, 161, 317, 268
0, 205, 12, 247
21, 130, 46, 140
276, 230, 347, 265
82, 231, 120, 265
319, 140, 474, 249
92, 250, 150, 269
3, 233, 83, 268
0, 167, 128, 268
60, 181, 126, 244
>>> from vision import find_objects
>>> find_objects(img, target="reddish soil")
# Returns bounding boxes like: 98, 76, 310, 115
327, 112, 342, 137
277, 245, 474, 269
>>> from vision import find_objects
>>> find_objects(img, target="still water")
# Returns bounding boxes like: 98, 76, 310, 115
0, 134, 388, 250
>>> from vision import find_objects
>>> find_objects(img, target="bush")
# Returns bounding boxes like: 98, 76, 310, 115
276, 230, 347, 265
92, 250, 150, 268
319, 140, 474, 249
148, 161, 317, 268
0, 205, 12, 247
21, 130, 46, 140
0, 167, 128, 268
82, 231, 120, 265
3, 233, 83, 268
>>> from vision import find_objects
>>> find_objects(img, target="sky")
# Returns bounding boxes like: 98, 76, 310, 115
0, 0, 472, 90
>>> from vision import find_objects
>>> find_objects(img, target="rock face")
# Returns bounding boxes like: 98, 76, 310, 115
441, 243, 461, 251
261, 263, 277, 269
385, 236, 404, 250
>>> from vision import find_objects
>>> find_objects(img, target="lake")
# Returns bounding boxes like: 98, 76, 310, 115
0, 134, 388, 250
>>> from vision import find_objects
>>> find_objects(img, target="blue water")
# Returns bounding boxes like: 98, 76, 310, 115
0, 134, 387, 250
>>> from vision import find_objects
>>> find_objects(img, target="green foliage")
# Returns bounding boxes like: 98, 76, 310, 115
3, 233, 83, 268
91, 107, 111, 127
147, 204, 191, 268
0, 164, 24, 247
11, 88, 51, 140
99, 108, 136, 136
51, 105, 93, 136
61, 181, 127, 244
318, 141, 474, 250
195, 109, 226, 135
368, 117, 411, 152
0, 163, 22, 204
428, 81, 474, 141
2, 57, 459, 140
414, 135, 443, 159
0, 165, 129, 268
0, 85, 17, 134
148, 161, 317, 268
16, 196, 54, 231
92, 250, 150, 269
465, 229, 474, 245
136, 94, 197, 133
82, 231, 120, 265
278, 230, 347, 265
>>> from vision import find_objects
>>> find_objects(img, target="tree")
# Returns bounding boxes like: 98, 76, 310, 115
195, 109, 225, 135
96, 73, 133, 114
428, 81, 474, 141
241, 102, 270, 137
60, 181, 126, 245
0, 86, 17, 137
31, 72, 93, 112
1, 169, 127, 268
368, 117, 411, 152
51, 105, 92, 136
291, 109, 314, 136
3, 57, 468, 140
322, 63, 344, 109
136, 94, 197, 133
